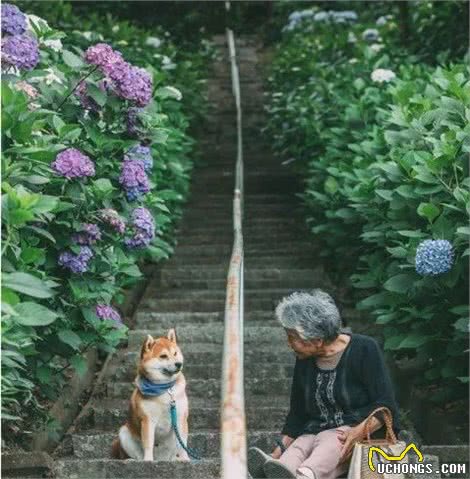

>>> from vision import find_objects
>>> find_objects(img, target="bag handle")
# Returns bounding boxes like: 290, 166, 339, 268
363, 406, 397, 444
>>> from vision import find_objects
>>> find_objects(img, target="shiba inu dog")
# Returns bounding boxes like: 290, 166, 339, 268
111, 329, 190, 461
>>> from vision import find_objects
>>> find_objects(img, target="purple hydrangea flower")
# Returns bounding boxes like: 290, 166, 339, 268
119, 159, 150, 201
126, 107, 145, 137
84, 43, 124, 75
108, 62, 152, 107
132, 207, 155, 236
52, 148, 95, 179
58, 246, 93, 274
99, 209, 126, 234
1, 34, 40, 71
415, 239, 454, 276
125, 207, 155, 248
125, 145, 153, 172
1, 4, 27, 36
96, 304, 122, 324
73, 223, 102, 245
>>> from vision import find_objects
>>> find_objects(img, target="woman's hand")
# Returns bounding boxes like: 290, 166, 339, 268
337, 425, 365, 463
271, 435, 294, 459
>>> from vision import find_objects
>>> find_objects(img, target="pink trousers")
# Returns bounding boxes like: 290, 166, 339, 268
279, 425, 352, 479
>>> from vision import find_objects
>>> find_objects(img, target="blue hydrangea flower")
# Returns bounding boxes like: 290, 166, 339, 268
58, 246, 93, 274
415, 239, 454, 276
125, 144, 153, 172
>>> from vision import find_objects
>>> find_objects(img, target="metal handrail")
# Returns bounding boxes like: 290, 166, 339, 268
221, 2, 246, 478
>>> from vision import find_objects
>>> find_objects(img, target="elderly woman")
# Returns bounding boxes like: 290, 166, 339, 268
248, 290, 400, 479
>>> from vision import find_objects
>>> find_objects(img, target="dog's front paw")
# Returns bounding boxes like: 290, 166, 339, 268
143, 455, 154, 462
176, 452, 191, 462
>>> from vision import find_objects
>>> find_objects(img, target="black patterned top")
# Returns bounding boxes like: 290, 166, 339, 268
281, 333, 400, 438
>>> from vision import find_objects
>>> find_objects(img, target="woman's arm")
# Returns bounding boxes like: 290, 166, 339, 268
361, 338, 401, 433
275, 358, 308, 455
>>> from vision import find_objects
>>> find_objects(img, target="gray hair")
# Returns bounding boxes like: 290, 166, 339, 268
275, 290, 347, 342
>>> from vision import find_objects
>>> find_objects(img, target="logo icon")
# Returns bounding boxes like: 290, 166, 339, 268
368, 443, 424, 472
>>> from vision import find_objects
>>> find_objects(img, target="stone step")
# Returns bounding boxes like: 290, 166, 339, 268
170, 242, 315, 257
134, 307, 363, 328
110, 346, 295, 369
106, 377, 291, 400
159, 267, 320, 282
74, 401, 288, 432
54, 458, 220, 479
127, 325, 288, 348
134, 310, 275, 326
138, 292, 309, 312
181, 209, 302, 221
158, 276, 321, 290
67, 430, 276, 460
165, 255, 317, 267
141, 287, 316, 300
174, 231, 310, 246
107, 354, 294, 382
188, 196, 298, 206
173, 226, 309, 239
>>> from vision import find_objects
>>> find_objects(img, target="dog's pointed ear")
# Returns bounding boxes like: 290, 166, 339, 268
141, 334, 154, 357
167, 328, 177, 344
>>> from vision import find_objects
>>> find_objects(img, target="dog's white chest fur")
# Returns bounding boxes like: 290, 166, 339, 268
140, 395, 173, 436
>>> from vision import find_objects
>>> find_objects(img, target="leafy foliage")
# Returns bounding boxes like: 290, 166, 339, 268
1, 5, 209, 435
265, 5, 469, 403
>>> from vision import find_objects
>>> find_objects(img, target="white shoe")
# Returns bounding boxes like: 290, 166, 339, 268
296, 467, 316, 479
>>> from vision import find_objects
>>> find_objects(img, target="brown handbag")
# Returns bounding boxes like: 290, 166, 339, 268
346, 406, 409, 479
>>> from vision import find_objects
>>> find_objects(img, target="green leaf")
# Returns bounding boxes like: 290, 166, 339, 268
453, 318, 469, 333
155, 86, 182, 100
3, 272, 56, 298
386, 246, 408, 259
417, 203, 440, 223
69, 355, 88, 377
456, 226, 470, 237
58, 329, 82, 350
87, 84, 107, 107
324, 177, 338, 195
383, 274, 415, 294
398, 230, 425, 238
93, 178, 114, 194
62, 50, 85, 69
398, 334, 433, 349
14, 301, 59, 326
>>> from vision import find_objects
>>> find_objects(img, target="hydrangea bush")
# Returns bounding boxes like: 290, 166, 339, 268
265, 4, 469, 402
1, 3, 210, 431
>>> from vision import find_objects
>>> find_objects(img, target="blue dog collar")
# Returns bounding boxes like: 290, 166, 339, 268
136, 376, 176, 397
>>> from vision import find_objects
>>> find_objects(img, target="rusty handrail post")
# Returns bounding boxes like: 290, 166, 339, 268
221, 2, 246, 478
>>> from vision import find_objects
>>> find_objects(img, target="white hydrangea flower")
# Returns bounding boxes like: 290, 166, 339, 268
161, 55, 176, 70
313, 11, 329, 21
371, 68, 396, 83
370, 43, 384, 53
145, 36, 162, 48
43, 39, 63, 52
362, 28, 380, 42
376, 15, 393, 26
26, 14, 50, 31
112, 25, 120, 33
349, 58, 359, 64
348, 32, 357, 43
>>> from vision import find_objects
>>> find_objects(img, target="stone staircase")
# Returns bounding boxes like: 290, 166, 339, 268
40, 35, 465, 479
